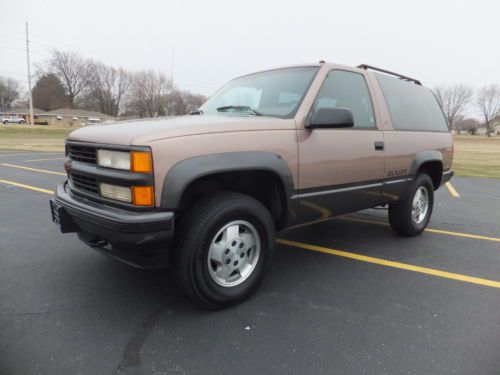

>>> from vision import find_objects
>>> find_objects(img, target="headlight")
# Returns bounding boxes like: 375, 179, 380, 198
100, 183, 132, 203
97, 150, 130, 170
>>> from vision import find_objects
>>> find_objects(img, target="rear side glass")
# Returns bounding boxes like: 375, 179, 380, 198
375, 73, 449, 132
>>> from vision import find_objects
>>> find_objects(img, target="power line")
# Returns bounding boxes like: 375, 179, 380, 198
0, 34, 26, 42
0, 71, 30, 79
0, 30, 125, 65
27, 32, 126, 65
0, 27, 25, 35
0, 44, 26, 52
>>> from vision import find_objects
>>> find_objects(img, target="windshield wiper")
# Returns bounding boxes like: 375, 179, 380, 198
216, 105, 263, 116
189, 109, 203, 115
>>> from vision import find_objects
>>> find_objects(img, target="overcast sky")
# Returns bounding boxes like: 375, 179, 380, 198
0, 0, 498, 97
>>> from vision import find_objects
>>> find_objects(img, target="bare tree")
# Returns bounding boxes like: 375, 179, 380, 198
45, 49, 91, 108
454, 115, 480, 134
35, 48, 207, 118
475, 84, 500, 137
86, 62, 130, 116
127, 70, 173, 118
170, 90, 207, 115
433, 84, 473, 131
0, 77, 21, 109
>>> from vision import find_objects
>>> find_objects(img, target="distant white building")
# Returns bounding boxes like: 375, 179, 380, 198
0, 108, 116, 126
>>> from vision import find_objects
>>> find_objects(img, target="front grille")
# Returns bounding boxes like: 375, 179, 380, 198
70, 173, 99, 195
67, 144, 97, 164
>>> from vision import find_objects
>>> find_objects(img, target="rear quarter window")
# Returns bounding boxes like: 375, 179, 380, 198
375, 73, 449, 132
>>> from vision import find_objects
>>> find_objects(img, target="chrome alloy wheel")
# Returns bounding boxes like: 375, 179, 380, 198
207, 220, 261, 287
412, 186, 429, 224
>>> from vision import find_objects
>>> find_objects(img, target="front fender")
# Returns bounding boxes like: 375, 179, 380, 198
160, 151, 295, 210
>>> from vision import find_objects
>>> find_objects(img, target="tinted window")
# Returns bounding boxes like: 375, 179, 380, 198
313, 70, 375, 128
200, 67, 319, 118
375, 73, 448, 132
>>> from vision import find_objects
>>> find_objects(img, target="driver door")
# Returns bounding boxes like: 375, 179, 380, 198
296, 69, 386, 222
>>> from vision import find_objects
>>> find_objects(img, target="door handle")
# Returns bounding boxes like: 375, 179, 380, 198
374, 141, 384, 151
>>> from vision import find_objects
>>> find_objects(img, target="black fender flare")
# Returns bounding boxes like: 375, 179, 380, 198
160, 151, 296, 210
409, 150, 443, 177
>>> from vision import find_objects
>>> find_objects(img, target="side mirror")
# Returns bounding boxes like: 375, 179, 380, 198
307, 107, 354, 129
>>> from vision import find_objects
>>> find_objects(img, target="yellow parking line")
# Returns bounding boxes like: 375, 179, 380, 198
445, 181, 460, 198
24, 157, 66, 162
300, 200, 332, 219
342, 216, 390, 226
343, 216, 500, 243
0, 176, 497, 245
1, 163, 66, 176
0, 152, 63, 157
277, 239, 500, 289
0, 179, 54, 195
425, 228, 500, 243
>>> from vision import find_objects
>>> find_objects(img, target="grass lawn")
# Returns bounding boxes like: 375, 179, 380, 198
0, 125, 77, 152
1, 125, 499, 178
453, 135, 500, 179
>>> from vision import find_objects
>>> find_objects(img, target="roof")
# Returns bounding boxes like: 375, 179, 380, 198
46, 108, 115, 118
2, 107, 48, 115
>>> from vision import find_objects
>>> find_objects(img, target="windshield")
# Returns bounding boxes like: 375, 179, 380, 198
199, 66, 319, 118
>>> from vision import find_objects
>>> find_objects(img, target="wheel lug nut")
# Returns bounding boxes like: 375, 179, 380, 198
225, 259, 230, 265
240, 253, 244, 258
234, 261, 238, 266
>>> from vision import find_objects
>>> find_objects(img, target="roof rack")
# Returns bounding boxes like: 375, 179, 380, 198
357, 64, 422, 85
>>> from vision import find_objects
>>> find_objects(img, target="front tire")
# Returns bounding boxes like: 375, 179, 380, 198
171, 191, 275, 309
388, 173, 434, 237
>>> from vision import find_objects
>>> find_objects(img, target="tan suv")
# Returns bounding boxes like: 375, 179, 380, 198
50, 62, 454, 308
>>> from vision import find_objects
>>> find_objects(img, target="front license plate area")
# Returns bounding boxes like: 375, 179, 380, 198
50, 200, 79, 233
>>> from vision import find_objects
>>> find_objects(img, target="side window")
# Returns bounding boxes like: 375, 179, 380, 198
375, 73, 449, 132
313, 70, 376, 129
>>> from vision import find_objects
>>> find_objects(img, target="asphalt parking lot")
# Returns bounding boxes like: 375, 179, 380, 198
1, 150, 499, 375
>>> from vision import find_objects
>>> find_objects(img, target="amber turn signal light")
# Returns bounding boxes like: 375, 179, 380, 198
132, 186, 154, 206
131, 151, 152, 173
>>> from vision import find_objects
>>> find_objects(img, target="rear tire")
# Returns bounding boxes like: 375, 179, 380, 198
388, 173, 434, 237
171, 191, 275, 309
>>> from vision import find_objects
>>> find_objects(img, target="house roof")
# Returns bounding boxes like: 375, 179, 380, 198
2, 107, 48, 115
46, 108, 114, 118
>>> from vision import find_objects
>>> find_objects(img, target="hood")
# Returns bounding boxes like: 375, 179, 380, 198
67, 115, 295, 146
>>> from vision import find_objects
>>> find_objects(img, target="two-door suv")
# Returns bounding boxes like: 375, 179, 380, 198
50, 62, 453, 308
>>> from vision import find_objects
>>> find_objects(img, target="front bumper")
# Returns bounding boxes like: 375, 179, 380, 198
50, 182, 174, 268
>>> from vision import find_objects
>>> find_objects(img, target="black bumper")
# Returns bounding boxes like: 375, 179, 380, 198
50, 182, 174, 269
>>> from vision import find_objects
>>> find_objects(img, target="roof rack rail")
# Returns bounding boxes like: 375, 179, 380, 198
357, 64, 422, 85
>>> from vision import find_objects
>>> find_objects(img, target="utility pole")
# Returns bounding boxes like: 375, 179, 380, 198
25, 22, 34, 126
168, 48, 174, 116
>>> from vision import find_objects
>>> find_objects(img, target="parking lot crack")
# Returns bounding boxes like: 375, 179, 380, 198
0, 305, 93, 318
113, 306, 170, 375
